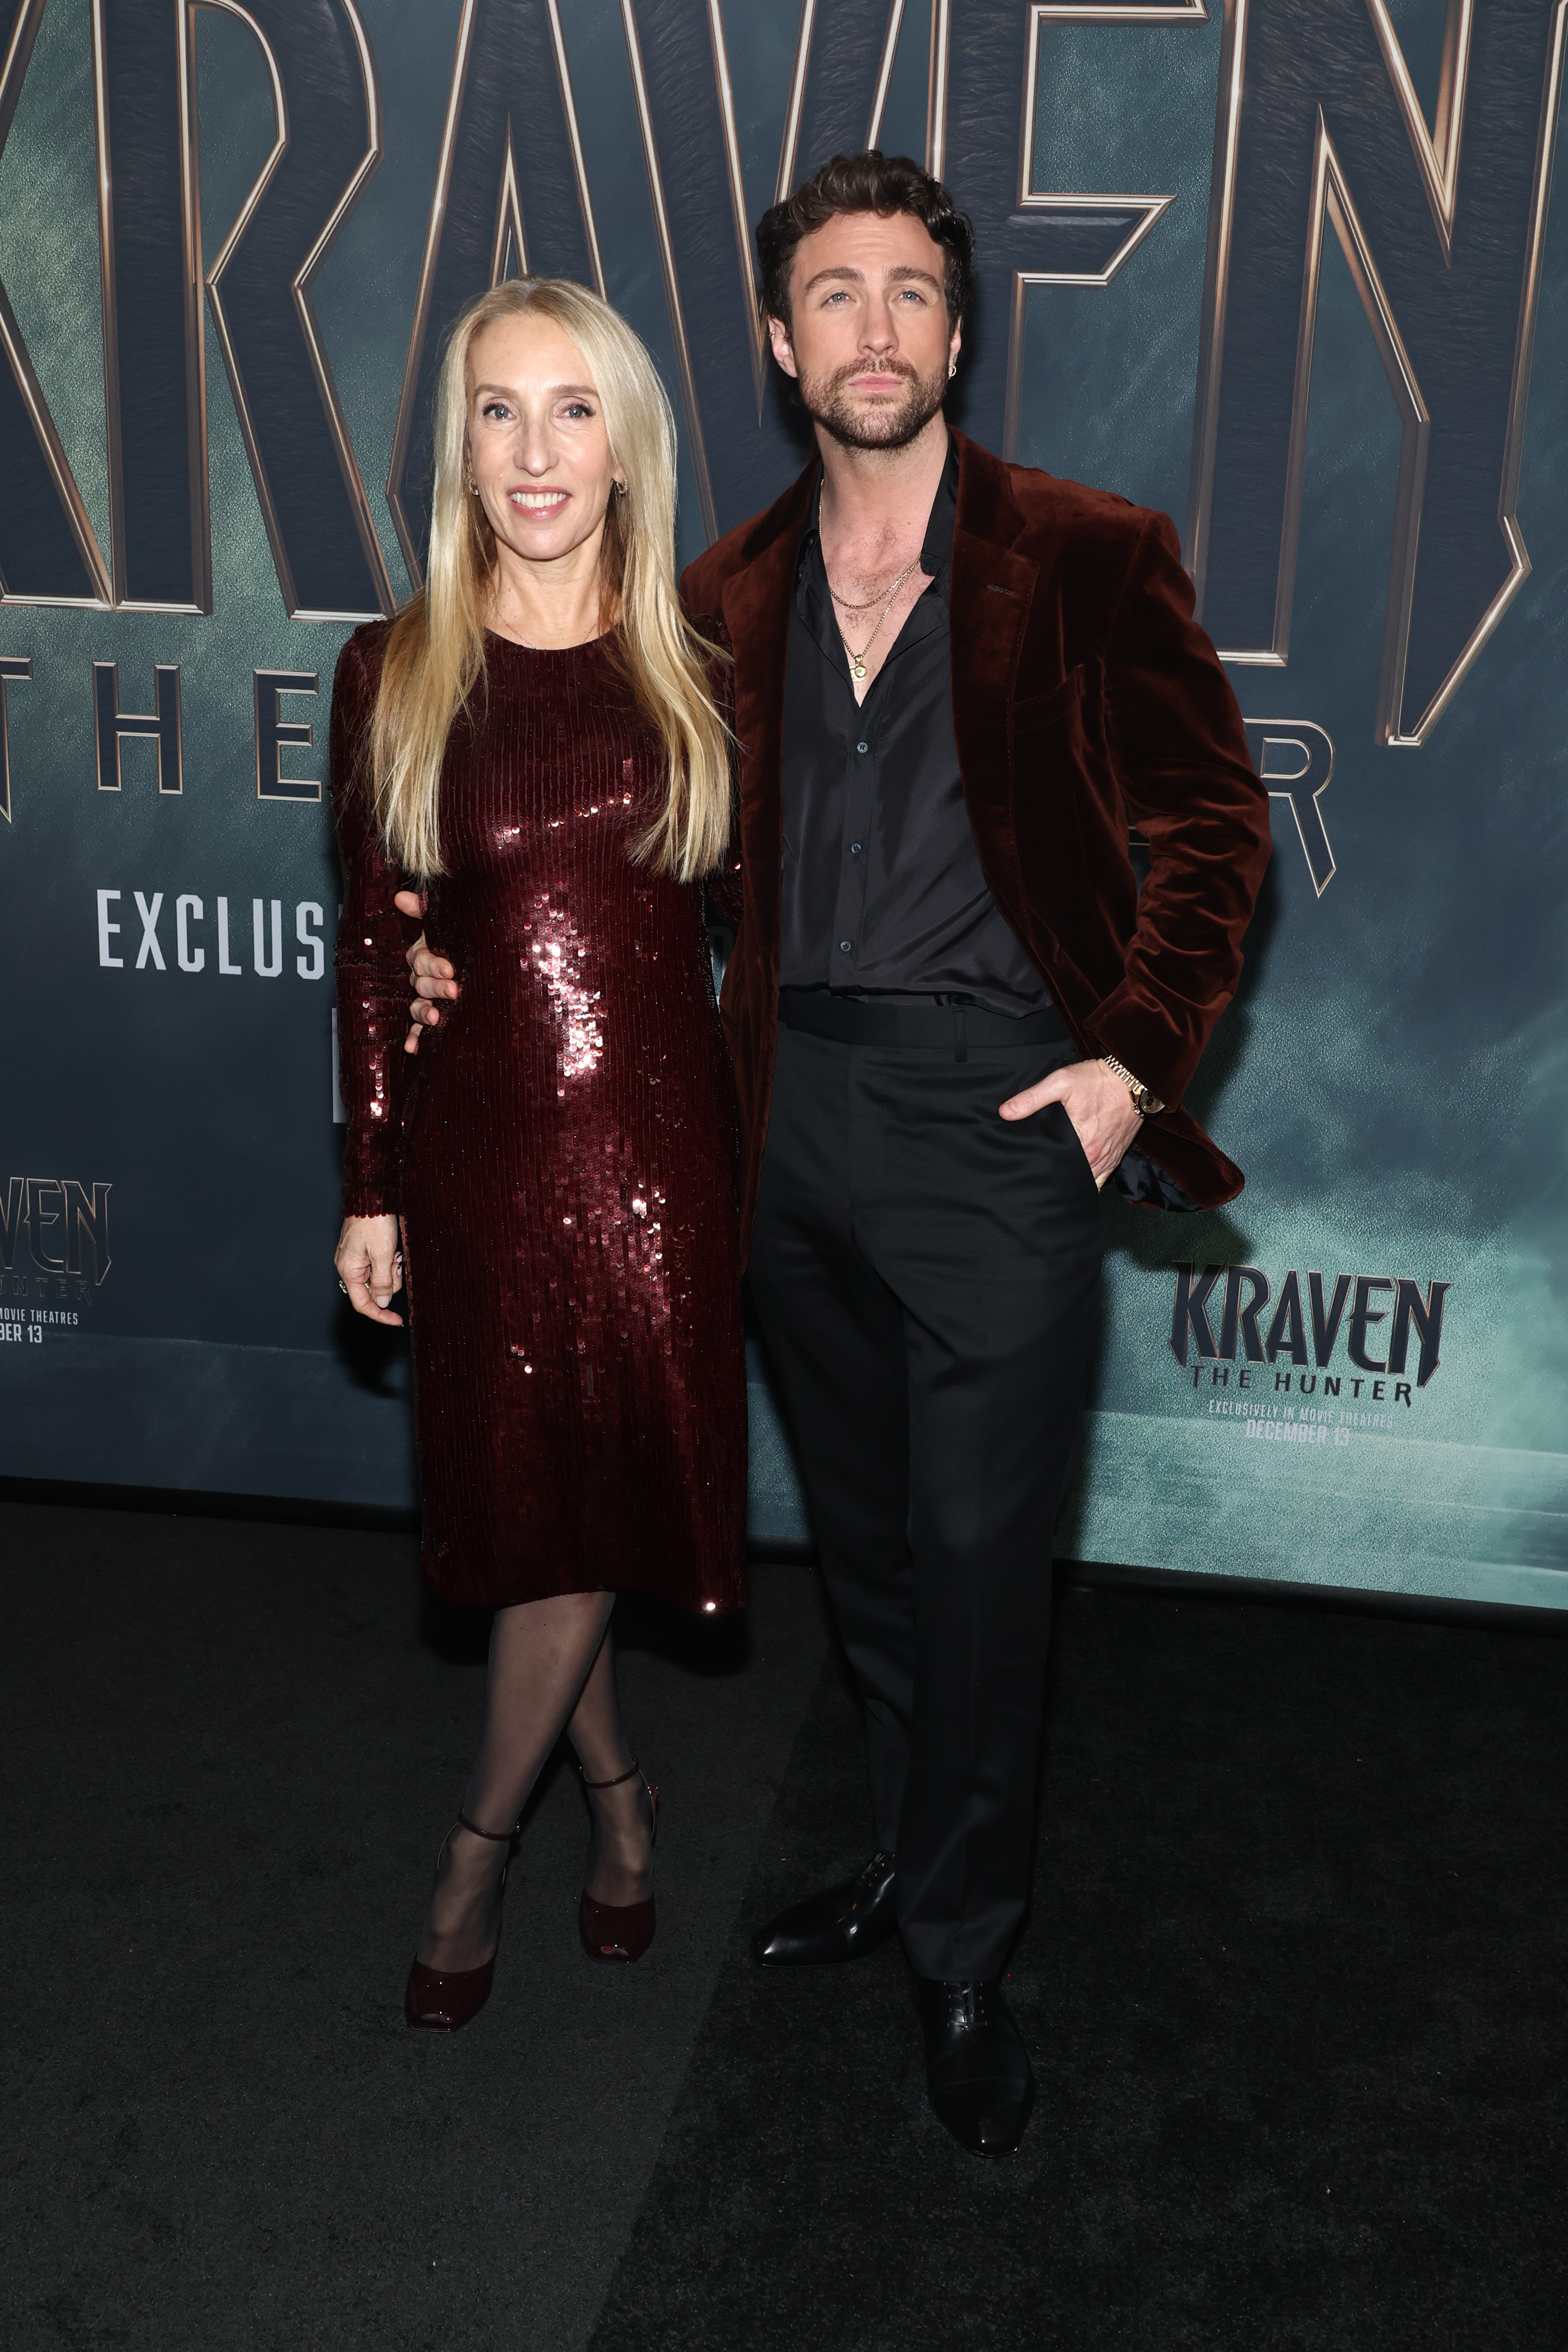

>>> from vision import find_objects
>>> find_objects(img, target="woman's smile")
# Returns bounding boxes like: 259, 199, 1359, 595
507, 486, 571, 516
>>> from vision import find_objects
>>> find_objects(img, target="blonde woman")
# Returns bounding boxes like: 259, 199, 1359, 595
331, 279, 745, 2031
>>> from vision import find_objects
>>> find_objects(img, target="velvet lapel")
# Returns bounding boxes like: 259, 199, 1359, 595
719, 457, 818, 981
949, 430, 1039, 902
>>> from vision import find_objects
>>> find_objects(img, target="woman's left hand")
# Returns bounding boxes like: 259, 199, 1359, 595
336, 1214, 404, 1325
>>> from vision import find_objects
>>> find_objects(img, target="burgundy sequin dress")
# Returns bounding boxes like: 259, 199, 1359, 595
331, 623, 746, 1614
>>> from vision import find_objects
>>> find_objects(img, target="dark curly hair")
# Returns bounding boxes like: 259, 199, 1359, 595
756, 151, 974, 333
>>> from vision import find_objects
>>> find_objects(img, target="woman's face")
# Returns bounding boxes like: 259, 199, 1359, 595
465, 311, 622, 573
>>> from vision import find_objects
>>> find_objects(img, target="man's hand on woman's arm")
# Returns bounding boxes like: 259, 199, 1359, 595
335, 1213, 404, 1325
393, 888, 460, 1055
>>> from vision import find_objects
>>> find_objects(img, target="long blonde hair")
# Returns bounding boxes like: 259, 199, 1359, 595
370, 278, 731, 882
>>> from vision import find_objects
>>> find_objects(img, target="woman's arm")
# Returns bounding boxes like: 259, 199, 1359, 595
330, 632, 413, 1316
700, 628, 744, 933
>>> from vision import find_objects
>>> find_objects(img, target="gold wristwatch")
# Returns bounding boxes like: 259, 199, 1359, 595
1100, 1052, 1164, 1117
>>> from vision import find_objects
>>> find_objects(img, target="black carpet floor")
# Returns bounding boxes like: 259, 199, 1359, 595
590, 1586, 1568, 2352
4, 1502, 1566, 2351
0, 1503, 829, 2352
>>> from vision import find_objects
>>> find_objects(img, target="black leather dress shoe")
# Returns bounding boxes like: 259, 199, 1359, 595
751, 1851, 898, 1965
910, 1976, 1035, 2156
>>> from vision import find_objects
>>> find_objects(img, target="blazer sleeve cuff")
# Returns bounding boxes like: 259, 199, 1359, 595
1084, 980, 1218, 1109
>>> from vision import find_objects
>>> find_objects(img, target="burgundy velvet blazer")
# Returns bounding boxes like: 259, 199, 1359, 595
681, 429, 1271, 1252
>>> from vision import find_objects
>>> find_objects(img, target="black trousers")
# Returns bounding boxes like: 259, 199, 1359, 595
747, 1003, 1103, 1981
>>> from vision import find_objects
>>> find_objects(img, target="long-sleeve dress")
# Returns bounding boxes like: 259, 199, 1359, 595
331, 621, 747, 1613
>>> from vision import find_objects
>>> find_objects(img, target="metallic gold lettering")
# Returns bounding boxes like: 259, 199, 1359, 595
0, 651, 29, 819
25, 1176, 66, 1273
195, 0, 392, 620
387, 0, 603, 580
254, 668, 319, 799
1243, 717, 1334, 893
776, 0, 908, 194
91, 0, 209, 612
0, 0, 111, 605
86, 1, 389, 618
621, 0, 863, 538
618, 0, 721, 540
932, 2, 1203, 458
0, 1175, 24, 1268
1186, 0, 1568, 743
61, 1180, 111, 1281
94, 661, 182, 794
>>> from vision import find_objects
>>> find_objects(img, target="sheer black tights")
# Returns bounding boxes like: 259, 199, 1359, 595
416, 1592, 654, 1973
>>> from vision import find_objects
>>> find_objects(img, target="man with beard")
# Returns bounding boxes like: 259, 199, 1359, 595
406, 152, 1270, 2157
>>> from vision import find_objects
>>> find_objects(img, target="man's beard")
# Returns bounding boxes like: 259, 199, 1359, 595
795, 354, 948, 452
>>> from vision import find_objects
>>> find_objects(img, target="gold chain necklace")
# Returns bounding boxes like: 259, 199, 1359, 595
836, 557, 922, 683
827, 553, 920, 615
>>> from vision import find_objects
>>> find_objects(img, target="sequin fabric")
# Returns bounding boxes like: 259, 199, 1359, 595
331, 625, 746, 1613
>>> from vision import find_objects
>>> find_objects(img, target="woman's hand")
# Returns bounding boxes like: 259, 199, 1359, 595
998, 1059, 1142, 1189
394, 888, 459, 1056
336, 1214, 404, 1325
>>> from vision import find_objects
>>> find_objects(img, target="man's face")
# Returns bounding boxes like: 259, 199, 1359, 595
768, 209, 961, 452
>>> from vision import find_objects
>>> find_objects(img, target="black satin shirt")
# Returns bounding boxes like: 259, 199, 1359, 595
778, 438, 1048, 1015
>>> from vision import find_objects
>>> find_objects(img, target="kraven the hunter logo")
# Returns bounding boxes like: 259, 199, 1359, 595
1171, 1263, 1449, 1398
0, 1178, 111, 1299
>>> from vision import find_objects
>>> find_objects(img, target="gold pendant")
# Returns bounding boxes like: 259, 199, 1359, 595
851, 659, 866, 681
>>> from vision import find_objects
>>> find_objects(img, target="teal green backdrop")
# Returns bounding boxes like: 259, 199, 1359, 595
0, 0, 1564, 1611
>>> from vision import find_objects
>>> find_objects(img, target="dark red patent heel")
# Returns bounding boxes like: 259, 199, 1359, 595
405, 1811, 520, 2031
578, 1760, 659, 1964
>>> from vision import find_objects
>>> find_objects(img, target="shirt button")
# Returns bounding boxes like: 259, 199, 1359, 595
850, 842, 863, 856
839, 939, 853, 954
856, 740, 869, 754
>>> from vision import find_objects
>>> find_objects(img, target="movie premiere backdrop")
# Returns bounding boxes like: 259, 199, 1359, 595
0, 0, 1564, 1610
